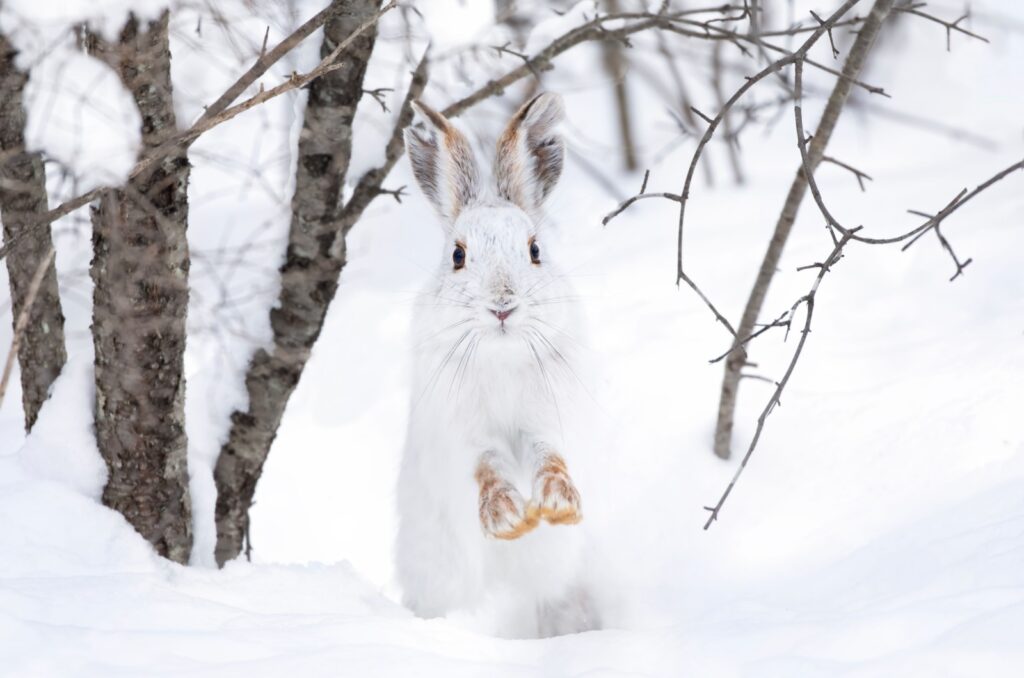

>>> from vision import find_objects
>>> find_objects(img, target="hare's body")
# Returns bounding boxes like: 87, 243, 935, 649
397, 303, 584, 621
396, 95, 595, 635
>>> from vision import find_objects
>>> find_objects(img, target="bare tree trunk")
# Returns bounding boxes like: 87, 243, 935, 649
87, 12, 192, 563
213, 0, 381, 566
494, 0, 530, 44
712, 0, 894, 459
602, 0, 637, 171
0, 33, 67, 430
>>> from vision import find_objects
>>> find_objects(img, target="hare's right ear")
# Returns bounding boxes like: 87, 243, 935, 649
494, 92, 565, 216
404, 101, 480, 224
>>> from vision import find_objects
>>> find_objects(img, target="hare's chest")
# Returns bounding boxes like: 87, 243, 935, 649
467, 360, 538, 413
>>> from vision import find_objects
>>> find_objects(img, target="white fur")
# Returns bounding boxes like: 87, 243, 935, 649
397, 95, 594, 637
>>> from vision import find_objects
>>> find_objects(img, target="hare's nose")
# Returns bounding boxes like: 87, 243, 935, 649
491, 307, 516, 322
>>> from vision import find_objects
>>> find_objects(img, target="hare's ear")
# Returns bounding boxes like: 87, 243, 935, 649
404, 100, 480, 224
494, 92, 565, 215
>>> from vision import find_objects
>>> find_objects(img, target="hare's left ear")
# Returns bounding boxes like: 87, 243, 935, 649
404, 100, 481, 225
494, 92, 565, 215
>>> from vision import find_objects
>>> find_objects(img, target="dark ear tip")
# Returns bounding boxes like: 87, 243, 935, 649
411, 99, 450, 132
519, 92, 564, 126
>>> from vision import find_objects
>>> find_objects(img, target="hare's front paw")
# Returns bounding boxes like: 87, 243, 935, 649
533, 454, 582, 525
477, 466, 538, 540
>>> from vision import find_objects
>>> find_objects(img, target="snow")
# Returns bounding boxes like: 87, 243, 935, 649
2, 0, 1024, 675
17, 41, 142, 190
0, 1, 175, 186
0, 0, 170, 49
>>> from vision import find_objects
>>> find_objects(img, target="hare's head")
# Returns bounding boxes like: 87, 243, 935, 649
405, 93, 571, 340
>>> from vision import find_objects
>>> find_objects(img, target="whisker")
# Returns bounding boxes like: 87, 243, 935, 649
448, 330, 478, 398
414, 297, 474, 309
453, 333, 482, 401
414, 328, 473, 409
532, 317, 585, 347
525, 332, 564, 434
528, 296, 583, 307
527, 326, 599, 408
414, 318, 472, 348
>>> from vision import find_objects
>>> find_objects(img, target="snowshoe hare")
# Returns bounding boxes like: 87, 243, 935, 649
397, 93, 596, 637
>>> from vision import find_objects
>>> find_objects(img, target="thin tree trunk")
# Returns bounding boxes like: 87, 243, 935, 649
213, 0, 380, 566
87, 12, 192, 563
713, 0, 894, 459
0, 33, 67, 430
494, 0, 530, 45
602, 0, 637, 171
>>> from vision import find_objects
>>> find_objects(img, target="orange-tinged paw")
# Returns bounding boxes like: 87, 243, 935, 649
534, 454, 582, 525
477, 464, 538, 540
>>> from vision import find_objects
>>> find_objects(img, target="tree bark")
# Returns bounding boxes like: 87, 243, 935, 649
213, 0, 381, 566
87, 13, 192, 563
0, 33, 67, 430
712, 0, 894, 459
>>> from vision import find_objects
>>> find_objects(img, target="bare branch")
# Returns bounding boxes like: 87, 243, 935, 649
196, 1, 354, 125
821, 155, 872, 191
602, 170, 682, 226
674, 0, 863, 288
894, 3, 989, 51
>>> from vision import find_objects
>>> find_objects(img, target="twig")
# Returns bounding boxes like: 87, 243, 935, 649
602, 171, 682, 225
821, 155, 872, 191
703, 229, 857, 529
809, 10, 840, 57
708, 310, 790, 364
363, 86, 394, 113
894, 3, 989, 51
934, 223, 973, 280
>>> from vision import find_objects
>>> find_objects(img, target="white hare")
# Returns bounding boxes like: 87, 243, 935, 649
397, 93, 595, 637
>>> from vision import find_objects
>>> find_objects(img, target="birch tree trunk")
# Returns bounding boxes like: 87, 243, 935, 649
87, 12, 192, 563
0, 33, 67, 430
213, 0, 380, 566
712, 0, 895, 459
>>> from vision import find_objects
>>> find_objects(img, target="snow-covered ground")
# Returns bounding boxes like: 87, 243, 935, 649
1, 1, 1023, 675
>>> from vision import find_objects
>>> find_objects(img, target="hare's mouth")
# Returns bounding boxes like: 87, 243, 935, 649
489, 305, 518, 333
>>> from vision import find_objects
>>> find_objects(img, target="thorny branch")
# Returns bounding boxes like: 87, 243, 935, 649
701, 147, 1020, 527
671, 0, 864, 286
702, 229, 858, 529
603, 0, 1022, 526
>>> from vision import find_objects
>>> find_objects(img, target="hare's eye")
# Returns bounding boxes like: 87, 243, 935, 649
529, 239, 541, 264
453, 244, 466, 270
